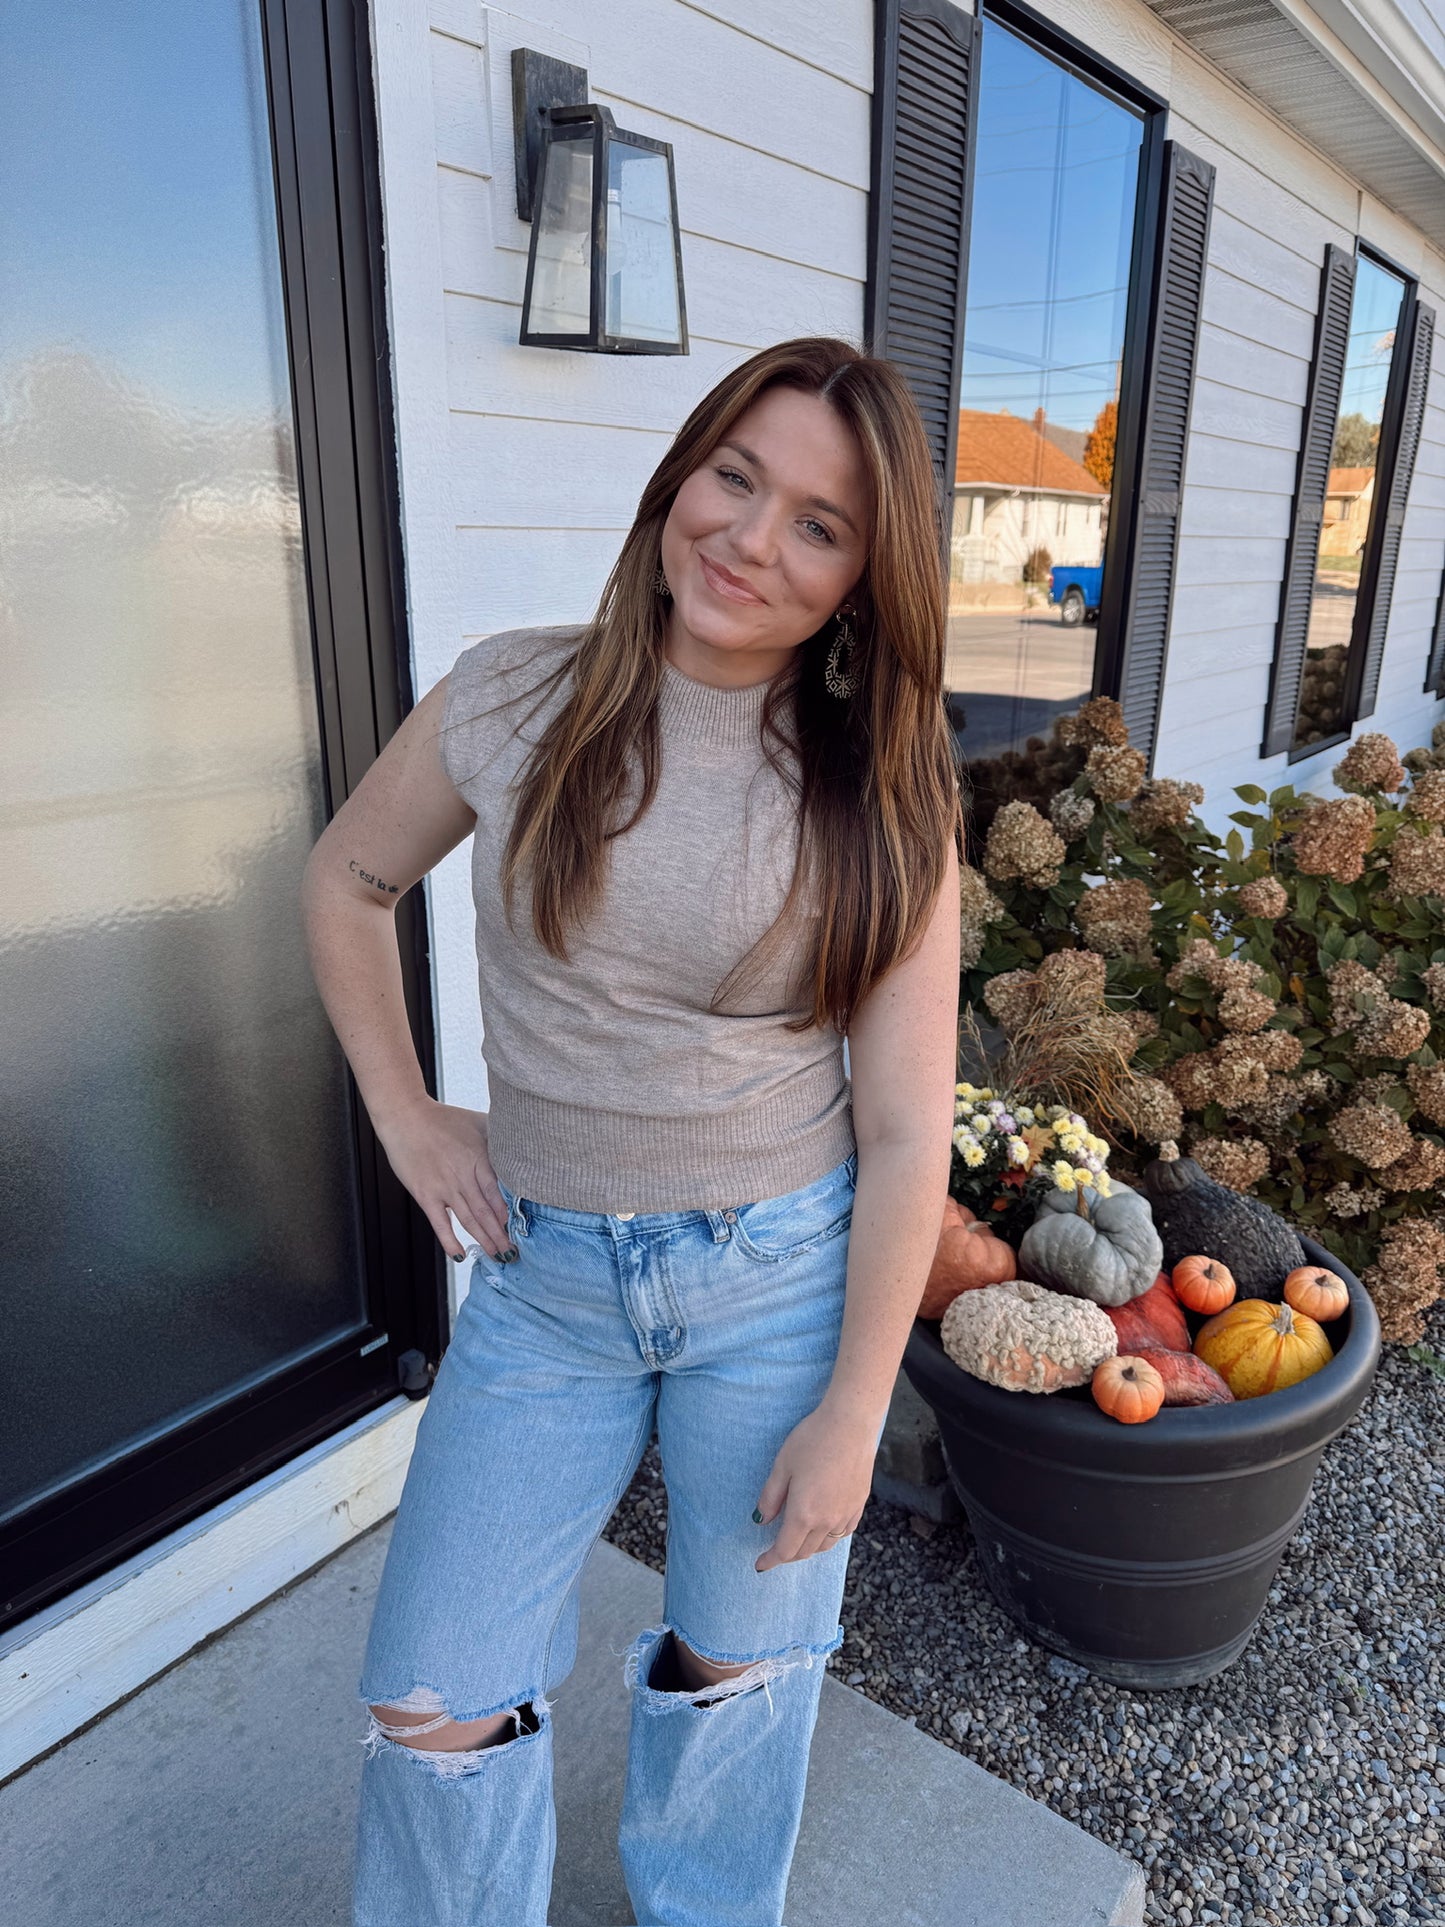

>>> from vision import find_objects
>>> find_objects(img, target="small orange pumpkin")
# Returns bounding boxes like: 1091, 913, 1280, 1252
1283, 1265, 1350, 1323
1172, 1255, 1237, 1316
919, 1197, 1018, 1319
1091, 1354, 1165, 1424
1193, 1299, 1333, 1399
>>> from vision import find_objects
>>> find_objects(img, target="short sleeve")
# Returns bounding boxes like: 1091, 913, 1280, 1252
437, 625, 581, 798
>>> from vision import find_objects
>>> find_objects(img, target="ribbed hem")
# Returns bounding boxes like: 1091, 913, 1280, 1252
486, 1068, 855, 1212
659, 656, 773, 748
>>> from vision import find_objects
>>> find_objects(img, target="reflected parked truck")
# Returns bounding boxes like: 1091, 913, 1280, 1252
1048, 562, 1103, 626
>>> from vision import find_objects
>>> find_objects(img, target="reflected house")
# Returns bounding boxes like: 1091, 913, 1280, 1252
1319, 465, 1374, 559
951, 406, 1107, 590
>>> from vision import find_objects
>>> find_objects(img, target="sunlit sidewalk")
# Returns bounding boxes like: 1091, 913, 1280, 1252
1, 1525, 1145, 1926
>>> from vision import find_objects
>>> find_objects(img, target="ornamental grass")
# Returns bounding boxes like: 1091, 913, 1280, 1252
960, 707, 1445, 1343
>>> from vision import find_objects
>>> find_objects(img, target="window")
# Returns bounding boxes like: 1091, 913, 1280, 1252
1263, 242, 1435, 761
868, 0, 1212, 782
1293, 253, 1407, 751
945, 14, 1144, 763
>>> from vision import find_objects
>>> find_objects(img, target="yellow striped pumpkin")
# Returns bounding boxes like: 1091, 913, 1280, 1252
1193, 1299, 1333, 1399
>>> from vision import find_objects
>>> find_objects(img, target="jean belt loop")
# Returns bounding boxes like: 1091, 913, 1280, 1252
705, 1207, 732, 1243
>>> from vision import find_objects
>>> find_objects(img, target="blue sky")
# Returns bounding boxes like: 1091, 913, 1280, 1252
0, 2, 291, 421
961, 16, 1145, 435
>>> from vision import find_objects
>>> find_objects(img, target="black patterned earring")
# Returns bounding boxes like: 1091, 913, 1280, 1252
824, 608, 859, 699
653, 564, 671, 598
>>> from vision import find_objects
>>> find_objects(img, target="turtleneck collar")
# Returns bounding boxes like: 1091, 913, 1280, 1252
658, 653, 774, 749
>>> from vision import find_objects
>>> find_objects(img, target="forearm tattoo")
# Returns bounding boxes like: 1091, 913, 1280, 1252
350, 859, 400, 895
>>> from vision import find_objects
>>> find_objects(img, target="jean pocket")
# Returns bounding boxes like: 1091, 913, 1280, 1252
729, 1156, 856, 1264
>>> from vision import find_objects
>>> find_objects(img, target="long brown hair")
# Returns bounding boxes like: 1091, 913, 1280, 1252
493, 336, 960, 1033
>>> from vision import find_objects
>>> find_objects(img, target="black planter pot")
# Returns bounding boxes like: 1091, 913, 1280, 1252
902, 1235, 1382, 1689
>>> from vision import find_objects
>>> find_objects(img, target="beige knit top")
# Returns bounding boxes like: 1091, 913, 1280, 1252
438, 624, 854, 1213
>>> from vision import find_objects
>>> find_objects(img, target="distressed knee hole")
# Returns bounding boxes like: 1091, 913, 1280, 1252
361, 1689, 549, 1777
622, 1624, 836, 1721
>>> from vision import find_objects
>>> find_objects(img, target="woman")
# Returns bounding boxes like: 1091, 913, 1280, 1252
301, 335, 961, 1926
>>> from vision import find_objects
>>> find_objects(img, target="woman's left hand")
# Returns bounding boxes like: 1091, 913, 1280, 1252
753, 1397, 880, 1571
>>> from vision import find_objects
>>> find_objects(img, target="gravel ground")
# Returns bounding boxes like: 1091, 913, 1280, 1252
603, 1297, 1445, 1927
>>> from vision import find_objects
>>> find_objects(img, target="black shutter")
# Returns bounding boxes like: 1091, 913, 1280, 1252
1355, 297, 1434, 718
1426, 571, 1445, 695
866, 0, 980, 507
1109, 141, 1214, 769
1260, 243, 1356, 757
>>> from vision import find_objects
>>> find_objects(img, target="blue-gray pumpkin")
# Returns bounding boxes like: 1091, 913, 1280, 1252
1018, 1180, 1163, 1307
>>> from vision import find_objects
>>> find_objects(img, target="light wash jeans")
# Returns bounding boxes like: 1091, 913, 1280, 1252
352, 1150, 871, 1927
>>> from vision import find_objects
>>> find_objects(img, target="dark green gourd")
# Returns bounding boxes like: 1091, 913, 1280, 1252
1140, 1144, 1304, 1301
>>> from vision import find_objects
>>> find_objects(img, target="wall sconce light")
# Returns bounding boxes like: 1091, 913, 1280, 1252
512, 49, 688, 355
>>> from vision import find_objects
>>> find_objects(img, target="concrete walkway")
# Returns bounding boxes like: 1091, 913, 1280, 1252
2, 1525, 1144, 1927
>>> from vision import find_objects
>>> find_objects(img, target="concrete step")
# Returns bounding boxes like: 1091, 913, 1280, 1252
0, 1524, 1144, 1927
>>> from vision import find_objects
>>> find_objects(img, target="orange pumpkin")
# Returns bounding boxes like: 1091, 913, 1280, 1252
1172, 1255, 1237, 1316
1283, 1265, 1350, 1324
919, 1197, 1018, 1319
1091, 1355, 1165, 1424
1193, 1299, 1333, 1399
1105, 1272, 1192, 1353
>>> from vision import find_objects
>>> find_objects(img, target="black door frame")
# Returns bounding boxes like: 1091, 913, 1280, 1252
2, 0, 446, 1634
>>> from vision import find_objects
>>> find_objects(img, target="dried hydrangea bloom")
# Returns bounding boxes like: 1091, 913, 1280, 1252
1322, 1182, 1383, 1219
1374, 949, 1398, 984
1130, 778, 1204, 839
1433, 719, 1445, 753
1237, 1073, 1307, 1138
1406, 1062, 1445, 1126
1388, 825, 1445, 899
1326, 959, 1385, 1033
1084, 744, 1148, 804
1379, 1135, 1445, 1192
981, 967, 1038, 1034
1355, 996, 1432, 1059
1048, 790, 1096, 842
1350, 1071, 1404, 1109
1290, 794, 1376, 883
1218, 985, 1278, 1034
1124, 1007, 1160, 1043
1332, 732, 1405, 795
1164, 1037, 1272, 1112
1328, 1101, 1414, 1168
1056, 696, 1129, 750
1253, 1030, 1305, 1073
1406, 769, 1445, 824
983, 800, 1067, 889
1035, 945, 1108, 1012
1404, 746, 1435, 775
1363, 1217, 1445, 1343
959, 864, 1006, 969
1114, 1074, 1183, 1146
1083, 1009, 1146, 1061
1190, 1135, 1272, 1191
1166, 936, 1224, 991
1421, 962, 1445, 1010
1237, 875, 1289, 919
1075, 878, 1154, 960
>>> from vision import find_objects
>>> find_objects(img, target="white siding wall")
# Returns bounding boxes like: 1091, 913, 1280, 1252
368, 0, 870, 1163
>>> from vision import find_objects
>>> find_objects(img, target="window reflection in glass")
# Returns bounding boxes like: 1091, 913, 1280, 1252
949, 15, 1144, 784
1291, 254, 1407, 752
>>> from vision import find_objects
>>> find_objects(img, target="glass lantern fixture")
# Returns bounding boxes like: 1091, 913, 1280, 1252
519, 103, 688, 355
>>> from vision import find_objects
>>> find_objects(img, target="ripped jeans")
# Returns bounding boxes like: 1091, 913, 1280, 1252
352, 1151, 872, 1927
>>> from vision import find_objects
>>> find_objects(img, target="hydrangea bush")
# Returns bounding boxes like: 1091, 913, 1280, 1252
959, 703, 1445, 1343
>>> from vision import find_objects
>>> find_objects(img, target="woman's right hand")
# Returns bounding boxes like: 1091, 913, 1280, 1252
374, 1096, 512, 1263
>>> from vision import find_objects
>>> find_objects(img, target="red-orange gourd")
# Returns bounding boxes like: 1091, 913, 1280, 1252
1091, 1355, 1165, 1424
1193, 1299, 1333, 1399
1172, 1255, 1237, 1316
1283, 1265, 1350, 1323
918, 1197, 1018, 1319
1105, 1272, 1191, 1353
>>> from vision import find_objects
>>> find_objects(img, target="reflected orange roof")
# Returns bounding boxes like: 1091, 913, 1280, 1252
1327, 466, 1374, 497
955, 409, 1107, 495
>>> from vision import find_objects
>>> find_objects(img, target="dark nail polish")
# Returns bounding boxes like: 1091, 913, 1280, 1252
752, 1507, 763, 1523
493, 1248, 507, 1263
506, 1245, 520, 1262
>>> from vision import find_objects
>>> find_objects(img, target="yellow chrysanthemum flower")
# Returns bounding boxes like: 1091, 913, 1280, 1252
1054, 1168, 1077, 1192
961, 1142, 986, 1168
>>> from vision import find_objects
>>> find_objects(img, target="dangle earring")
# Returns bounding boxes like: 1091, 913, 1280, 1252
824, 608, 859, 699
653, 564, 672, 598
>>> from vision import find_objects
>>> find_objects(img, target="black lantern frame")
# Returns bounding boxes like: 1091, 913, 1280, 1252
518, 101, 689, 356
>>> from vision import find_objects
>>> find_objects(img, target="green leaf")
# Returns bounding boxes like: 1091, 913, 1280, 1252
1328, 882, 1358, 918
1235, 783, 1268, 804
1226, 829, 1245, 859
1294, 877, 1321, 920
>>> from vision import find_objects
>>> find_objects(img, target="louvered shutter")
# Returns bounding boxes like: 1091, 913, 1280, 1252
1356, 297, 1434, 718
1425, 574, 1445, 696
1260, 244, 1356, 757
1109, 141, 1214, 769
866, 0, 979, 508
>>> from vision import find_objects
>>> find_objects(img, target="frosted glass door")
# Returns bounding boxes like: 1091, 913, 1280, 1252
0, 2, 368, 1523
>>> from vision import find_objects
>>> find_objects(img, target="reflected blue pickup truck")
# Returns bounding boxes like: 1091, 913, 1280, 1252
1048, 563, 1103, 626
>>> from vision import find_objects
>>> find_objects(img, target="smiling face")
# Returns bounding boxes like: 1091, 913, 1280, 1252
658, 384, 873, 687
